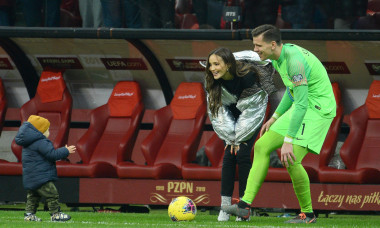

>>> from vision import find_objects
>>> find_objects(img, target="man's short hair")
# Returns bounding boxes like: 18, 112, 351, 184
251, 24, 281, 45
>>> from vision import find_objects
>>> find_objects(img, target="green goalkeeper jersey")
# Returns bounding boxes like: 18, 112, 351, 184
271, 43, 336, 138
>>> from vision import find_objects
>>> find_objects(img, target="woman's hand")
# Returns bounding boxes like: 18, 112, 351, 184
259, 117, 277, 137
224, 144, 235, 154
224, 143, 247, 155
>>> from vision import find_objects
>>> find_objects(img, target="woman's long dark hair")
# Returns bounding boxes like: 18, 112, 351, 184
205, 47, 259, 117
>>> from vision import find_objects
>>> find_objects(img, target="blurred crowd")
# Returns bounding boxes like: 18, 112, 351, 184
0, 0, 378, 30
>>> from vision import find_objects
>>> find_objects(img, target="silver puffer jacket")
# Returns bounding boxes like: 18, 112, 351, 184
206, 50, 276, 145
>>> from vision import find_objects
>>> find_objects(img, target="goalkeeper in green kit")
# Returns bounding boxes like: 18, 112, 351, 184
222, 24, 336, 224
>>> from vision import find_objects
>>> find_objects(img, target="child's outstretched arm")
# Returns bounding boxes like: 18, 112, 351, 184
38, 140, 73, 161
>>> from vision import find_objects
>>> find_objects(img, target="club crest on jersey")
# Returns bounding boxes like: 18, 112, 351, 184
292, 74, 303, 82
292, 74, 307, 86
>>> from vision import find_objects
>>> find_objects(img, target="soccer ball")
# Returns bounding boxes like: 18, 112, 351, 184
168, 196, 197, 221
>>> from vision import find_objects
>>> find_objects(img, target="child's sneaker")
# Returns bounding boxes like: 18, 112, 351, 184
51, 212, 71, 222
24, 213, 42, 222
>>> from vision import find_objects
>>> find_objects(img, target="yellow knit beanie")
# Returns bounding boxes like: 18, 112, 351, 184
27, 115, 50, 133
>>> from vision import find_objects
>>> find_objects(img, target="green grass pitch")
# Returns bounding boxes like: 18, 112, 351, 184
1, 203, 380, 227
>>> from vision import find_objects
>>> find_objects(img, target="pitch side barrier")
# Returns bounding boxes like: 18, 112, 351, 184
1, 28, 380, 212
1, 27, 380, 40
1, 176, 380, 212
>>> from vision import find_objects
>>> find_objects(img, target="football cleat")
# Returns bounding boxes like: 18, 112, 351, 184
222, 204, 250, 220
236, 215, 250, 221
284, 212, 316, 223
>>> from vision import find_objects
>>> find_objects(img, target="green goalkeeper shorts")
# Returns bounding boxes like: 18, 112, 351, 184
270, 105, 334, 154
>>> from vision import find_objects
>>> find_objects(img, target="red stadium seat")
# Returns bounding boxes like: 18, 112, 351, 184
117, 82, 207, 179
318, 80, 380, 184
0, 70, 72, 175
60, 0, 82, 27
181, 101, 271, 180
181, 132, 224, 180
265, 82, 343, 183
175, 13, 199, 29
175, 13, 184, 29
57, 81, 144, 177
175, 0, 193, 14
175, 0, 198, 29
181, 14, 199, 29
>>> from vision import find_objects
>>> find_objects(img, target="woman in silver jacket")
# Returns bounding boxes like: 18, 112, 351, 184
204, 47, 275, 221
